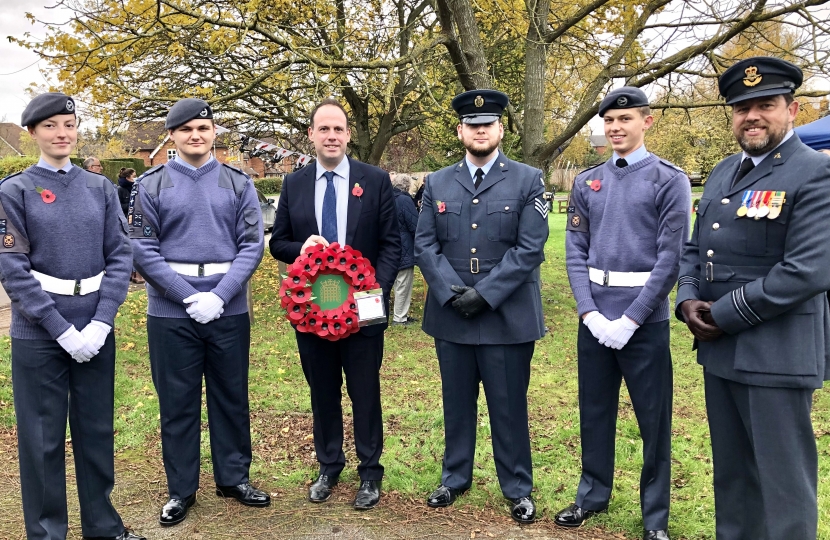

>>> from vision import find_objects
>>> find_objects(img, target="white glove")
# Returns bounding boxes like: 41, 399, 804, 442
582, 311, 610, 341
599, 316, 640, 350
301, 234, 329, 254
80, 321, 111, 358
183, 292, 225, 324
57, 325, 94, 363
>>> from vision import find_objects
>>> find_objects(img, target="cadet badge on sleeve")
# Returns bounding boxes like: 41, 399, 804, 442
2, 234, 14, 248
143, 225, 153, 237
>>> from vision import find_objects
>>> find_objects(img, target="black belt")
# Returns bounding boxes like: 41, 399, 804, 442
447, 257, 501, 274
705, 263, 771, 282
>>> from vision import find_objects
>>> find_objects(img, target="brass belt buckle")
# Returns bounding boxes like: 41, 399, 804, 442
706, 262, 714, 282
470, 258, 479, 274
198, 263, 205, 277
73, 280, 82, 296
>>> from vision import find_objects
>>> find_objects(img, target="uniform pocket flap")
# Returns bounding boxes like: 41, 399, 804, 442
486, 199, 521, 214
434, 200, 462, 215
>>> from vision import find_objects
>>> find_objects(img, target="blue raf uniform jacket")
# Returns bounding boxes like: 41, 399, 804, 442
675, 134, 830, 389
415, 152, 548, 345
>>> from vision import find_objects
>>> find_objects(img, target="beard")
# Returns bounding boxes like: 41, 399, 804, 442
464, 139, 501, 158
737, 123, 788, 156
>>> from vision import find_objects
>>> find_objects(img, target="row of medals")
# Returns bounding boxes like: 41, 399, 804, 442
736, 190, 786, 220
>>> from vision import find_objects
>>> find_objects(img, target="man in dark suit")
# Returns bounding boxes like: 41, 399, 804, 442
676, 57, 830, 540
414, 90, 548, 523
270, 98, 400, 510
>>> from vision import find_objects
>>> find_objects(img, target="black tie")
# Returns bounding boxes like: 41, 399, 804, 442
615, 158, 628, 168
732, 158, 755, 187
57, 170, 66, 175
474, 168, 484, 189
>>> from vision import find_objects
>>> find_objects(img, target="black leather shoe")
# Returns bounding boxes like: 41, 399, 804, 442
510, 496, 536, 524
159, 493, 196, 526
426, 485, 466, 508
216, 482, 271, 507
84, 530, 147, 540
353, 480, 381, 510
644, 530, 670, 540
309, 474, 339, 503
554, 502, 606, 528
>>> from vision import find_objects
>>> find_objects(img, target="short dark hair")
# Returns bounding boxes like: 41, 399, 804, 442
638, 106, 652, 117
783, 93, 795, 105
310, 98, 350, 127
119, 167, 136, 178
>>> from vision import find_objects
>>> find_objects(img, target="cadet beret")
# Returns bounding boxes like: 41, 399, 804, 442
452, 89, 509, 125
719, 56, 802, 105
598, 87, 650, 117
21, 92, 76, 127
165, 98, 213, 130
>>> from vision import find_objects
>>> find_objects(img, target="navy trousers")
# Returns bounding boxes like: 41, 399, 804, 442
704, 372, 817, 540
12, 335, 124, 540
435, 339, 534, 499
295, 330, 385, 481
575, 320, 673, 530
147, 314, 253, 499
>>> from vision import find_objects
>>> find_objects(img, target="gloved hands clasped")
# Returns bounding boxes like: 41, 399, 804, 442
449, 285, 489, 319
57, 321, 112, 363
183, 292, 225, 324
582, 311, 640, 350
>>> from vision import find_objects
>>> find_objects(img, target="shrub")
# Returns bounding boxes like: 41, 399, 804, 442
0, 156, 38, 178
253, 176, 283, 194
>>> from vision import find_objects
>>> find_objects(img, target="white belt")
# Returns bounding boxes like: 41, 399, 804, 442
588, 267, 651, 287
168, 261, 232, 277
31, 270, 104, 296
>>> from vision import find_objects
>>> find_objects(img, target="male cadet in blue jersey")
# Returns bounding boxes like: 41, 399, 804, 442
559, 87, 691, 540
0, 93, 143, 540
130, 98, 268, 526
414, 90, 548, 523
676, 57, 830, 540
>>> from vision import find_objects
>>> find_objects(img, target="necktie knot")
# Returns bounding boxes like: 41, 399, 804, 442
323, 171, 335, 183
615, 158, 628, 168
732, 158, 755, 187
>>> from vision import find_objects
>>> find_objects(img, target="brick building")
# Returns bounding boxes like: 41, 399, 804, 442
0, 123, 25, 158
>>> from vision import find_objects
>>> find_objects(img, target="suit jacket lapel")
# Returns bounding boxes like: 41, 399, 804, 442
346, 157, 364, 245
452, 161, 476, 195
727, 135, 800, 196
475, 152, 508, 193
301, 164, 319, 235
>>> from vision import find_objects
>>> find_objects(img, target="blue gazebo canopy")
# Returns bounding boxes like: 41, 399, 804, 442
794, 114, 830, 150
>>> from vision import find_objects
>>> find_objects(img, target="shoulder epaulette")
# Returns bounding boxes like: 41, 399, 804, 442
0, 171, 24, 185
221, 162, 246, 175
136, 164, 164, 182
578, 163, 603, 175
658, 158, 685, 173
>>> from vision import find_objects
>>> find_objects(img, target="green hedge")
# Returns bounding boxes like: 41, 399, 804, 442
0, 156, 38, 178
253, 176, 283, 194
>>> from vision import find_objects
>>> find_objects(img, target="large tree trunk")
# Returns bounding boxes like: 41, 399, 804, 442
522, 0, 551, 170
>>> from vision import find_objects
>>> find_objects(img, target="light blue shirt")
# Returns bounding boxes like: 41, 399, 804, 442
465, 153, 500, 184
174, 154, 216, 170
613, 144, 649, 166
36, 158, 73, 174
315, 156, 350, 246
743, 130, 794, 165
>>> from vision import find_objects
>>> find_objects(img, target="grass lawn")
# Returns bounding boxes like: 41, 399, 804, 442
0, 213, 828, 539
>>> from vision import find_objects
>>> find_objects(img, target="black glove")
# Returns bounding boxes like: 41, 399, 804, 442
450, 285, 488, 319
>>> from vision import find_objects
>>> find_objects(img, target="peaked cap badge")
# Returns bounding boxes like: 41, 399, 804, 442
743, 66, 762, 87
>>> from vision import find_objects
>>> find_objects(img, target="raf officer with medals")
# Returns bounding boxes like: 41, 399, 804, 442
130, 98, 269, 526
0, 93, 143, 539
676, 57, 830, 540
560, 87, 691, 540
414, 90, 548, 523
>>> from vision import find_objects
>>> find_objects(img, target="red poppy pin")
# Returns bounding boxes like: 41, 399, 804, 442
352, 183, 363, 197
437, 200, 446, 213
35, 187, 56, 203
586, 179, 601, 192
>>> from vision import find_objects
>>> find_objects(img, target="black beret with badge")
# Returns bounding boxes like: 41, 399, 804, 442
21, 92, 76, 127
452, 89, 509, 125
718, 56, 803, 105
598, 86, 650, 117
165, 98, 213, 130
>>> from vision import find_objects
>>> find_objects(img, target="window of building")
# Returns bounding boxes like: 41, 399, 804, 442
167, 149, 177, 161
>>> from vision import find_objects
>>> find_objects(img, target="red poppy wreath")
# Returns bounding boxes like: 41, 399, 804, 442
279, 242, 378, 341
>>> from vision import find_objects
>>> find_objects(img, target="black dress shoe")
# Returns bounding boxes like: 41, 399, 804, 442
309, 474, 339, 503
554, 502, 606, 528
644, 530, 670, 540
159, 493, 196, 526
353, 480, 381, 510
426, 485, 466, 508
84, 530, 147, 540
216, 482, 271, 507
510, 496, 536, 524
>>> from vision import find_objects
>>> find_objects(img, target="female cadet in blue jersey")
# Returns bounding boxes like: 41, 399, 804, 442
0, 93, 142, 540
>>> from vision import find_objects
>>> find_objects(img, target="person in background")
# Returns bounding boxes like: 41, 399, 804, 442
0, 93, 142, 540
391, 173, 419, 326
83, 156, 106, 177
117, 167, 144, 284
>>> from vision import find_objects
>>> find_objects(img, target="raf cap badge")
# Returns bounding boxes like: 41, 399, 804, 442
743, 66, 762, 87
616, 96, 628, 106
474, 95, 484, 107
